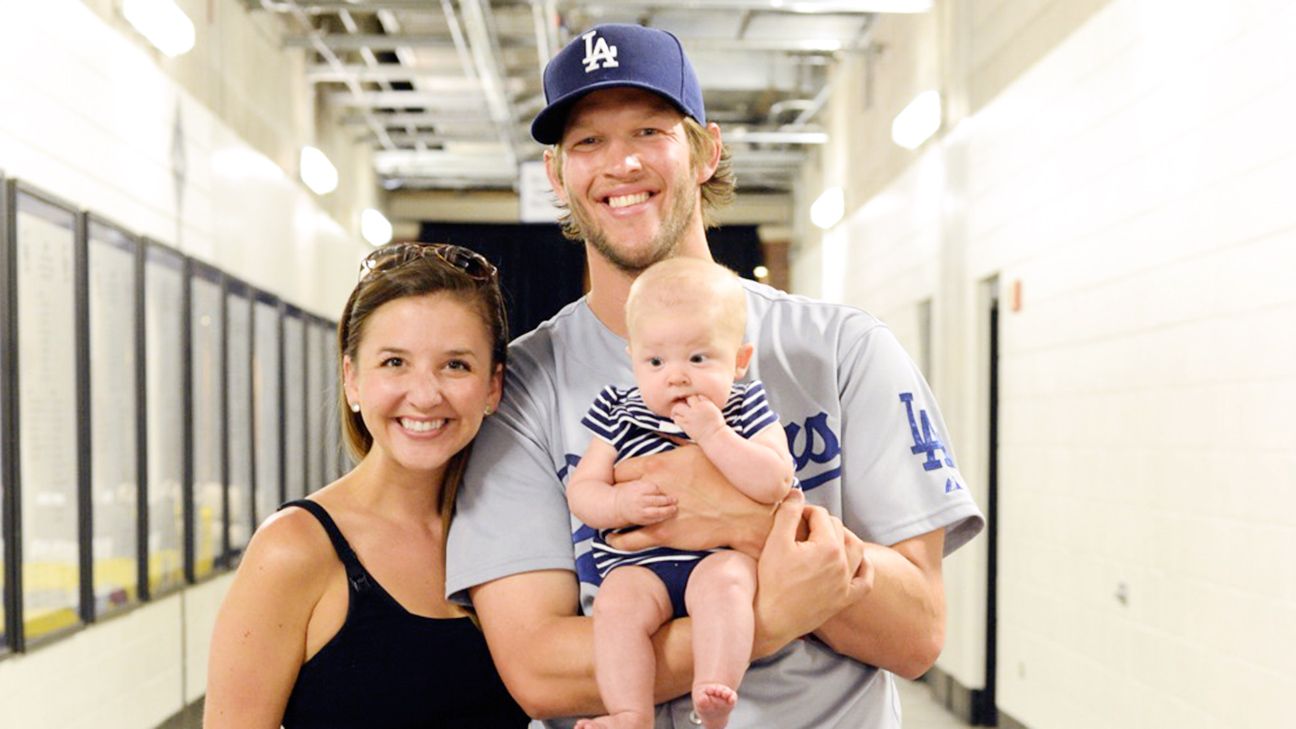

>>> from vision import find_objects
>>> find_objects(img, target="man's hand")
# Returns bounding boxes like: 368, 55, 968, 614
607, 446, 771, 557
751, 490, 874, 658
614, 479, 678, 525
670, 394, 726, 443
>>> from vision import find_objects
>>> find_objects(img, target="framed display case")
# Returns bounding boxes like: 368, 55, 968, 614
224, 279, 254, 555
251, 290, 282, 526
282, 306, 306, 503
7, 180, 84, 646
142, 241, 186, 598
188, 261, 225, 579
83, 213, 142, 618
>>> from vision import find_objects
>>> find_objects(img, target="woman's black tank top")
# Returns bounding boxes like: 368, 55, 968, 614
279, 500, 529, 729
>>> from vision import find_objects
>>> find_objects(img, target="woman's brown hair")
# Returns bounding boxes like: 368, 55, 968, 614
336, 242, 508, 523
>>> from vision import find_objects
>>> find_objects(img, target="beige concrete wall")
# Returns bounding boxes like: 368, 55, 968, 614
794, 0, 1296, 726
79, 0, 376, 239
0, 4, 368, 726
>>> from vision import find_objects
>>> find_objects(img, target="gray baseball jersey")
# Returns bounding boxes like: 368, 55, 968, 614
447, 280, 985, 729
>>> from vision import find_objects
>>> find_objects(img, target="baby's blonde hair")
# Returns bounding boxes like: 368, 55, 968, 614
626, 258, 747, 345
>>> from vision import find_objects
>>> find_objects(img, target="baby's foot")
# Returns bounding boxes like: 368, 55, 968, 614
693, 683, 738, 729
574, 711, 653, 729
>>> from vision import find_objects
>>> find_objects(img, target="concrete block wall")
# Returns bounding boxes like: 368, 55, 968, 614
0, 1, 368, 727
802, 0, 1296, 725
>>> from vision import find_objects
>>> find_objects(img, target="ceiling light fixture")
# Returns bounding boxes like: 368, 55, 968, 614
122, 0, 196, 58
299, 146, 339, 195
810, 186, 845, 230
891, 90, 942, 150
360, 208, 393, 247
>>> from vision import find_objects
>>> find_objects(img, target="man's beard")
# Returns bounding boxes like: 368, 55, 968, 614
567, 173, 699, 275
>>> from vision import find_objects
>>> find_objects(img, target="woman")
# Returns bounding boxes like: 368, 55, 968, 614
205, 242, 528, 728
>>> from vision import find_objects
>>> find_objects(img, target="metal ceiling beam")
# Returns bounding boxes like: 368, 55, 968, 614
456, 0, 521, 169
682, 37, 850, 53
284, 33, 854, 54
265, 0, 396, 151
728, 150, 808, 166
373, 151, 517, 176
284, 33, 459, 50
563, 0, 929, 13
365, 126, 810, 149
529, 0, 557, 87
726, 129, 828, 145
328, 90, 491, 109
357, 132, 499, 146
340, 111, 495, 125
307, 65, 528, 93
269, 0, 463, 11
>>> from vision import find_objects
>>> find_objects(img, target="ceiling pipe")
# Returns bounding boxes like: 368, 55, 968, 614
455, 0, 520, 169
529, 0, 554, 87
726, 129, 827, 145
336, 6, 428, 151
283, 33, 457, 49
562, 0, 929, 14
263, 0, 396, 151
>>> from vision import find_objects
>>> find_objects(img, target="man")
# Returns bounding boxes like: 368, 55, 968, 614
447, 23, 984, 728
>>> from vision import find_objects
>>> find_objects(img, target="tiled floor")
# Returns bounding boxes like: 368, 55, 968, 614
898, 679, 974, 728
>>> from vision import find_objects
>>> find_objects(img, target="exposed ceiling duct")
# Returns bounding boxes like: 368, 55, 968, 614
245, 0, 901, 193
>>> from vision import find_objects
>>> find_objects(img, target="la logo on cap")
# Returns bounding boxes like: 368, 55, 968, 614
581, 30, 619, 72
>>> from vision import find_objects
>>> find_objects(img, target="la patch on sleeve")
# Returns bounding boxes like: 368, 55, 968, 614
900, 392, 965, 494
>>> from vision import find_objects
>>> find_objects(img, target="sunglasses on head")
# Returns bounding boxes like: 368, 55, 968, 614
359, 242, 498, 282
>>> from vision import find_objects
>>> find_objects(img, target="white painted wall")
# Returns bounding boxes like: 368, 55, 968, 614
801, 0, 1296, 726
0, 2, 367, 727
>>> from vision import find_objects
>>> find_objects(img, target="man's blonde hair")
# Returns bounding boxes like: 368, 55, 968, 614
626, 258, 746, 345
550, 117, 736, 242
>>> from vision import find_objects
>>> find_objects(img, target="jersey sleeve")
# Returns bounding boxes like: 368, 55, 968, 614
835, 315, 984, 554
445, 362, 579, 606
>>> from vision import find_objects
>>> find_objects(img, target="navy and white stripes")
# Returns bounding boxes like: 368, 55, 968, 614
578, 381, 781, 578
580, 381, 779, 465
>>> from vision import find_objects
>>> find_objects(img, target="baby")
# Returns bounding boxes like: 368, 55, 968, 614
567, 258, 795, 729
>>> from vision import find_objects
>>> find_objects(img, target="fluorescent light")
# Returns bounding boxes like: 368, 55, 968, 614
122, 0, 195, 58
891, 90, 942, 150
360, 208, 393, 247
300, 146, 339, 195
810, 186, 844, 230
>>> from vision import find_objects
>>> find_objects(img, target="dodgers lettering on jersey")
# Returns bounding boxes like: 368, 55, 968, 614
581, 30, 619, 71
563, 408, 841, 589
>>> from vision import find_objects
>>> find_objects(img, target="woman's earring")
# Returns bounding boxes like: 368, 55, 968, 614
483, 406, 493, 416
350, 402, 360, 413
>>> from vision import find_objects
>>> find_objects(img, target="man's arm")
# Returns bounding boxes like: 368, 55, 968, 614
608, 446, 772, 557
468, 493, 865, 719
610, 446, 949, 677
812, 528, 946, 678
468, 569, 696, 718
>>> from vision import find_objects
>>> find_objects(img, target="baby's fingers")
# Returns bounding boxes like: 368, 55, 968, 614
638, 503, 678, 524
641, 492, 677, 507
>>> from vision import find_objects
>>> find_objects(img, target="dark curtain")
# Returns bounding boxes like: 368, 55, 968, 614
418, 222, 586, 341
418, 222, 764, 340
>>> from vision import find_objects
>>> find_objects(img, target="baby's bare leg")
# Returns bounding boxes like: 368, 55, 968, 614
684, 551, 758, 729
575, 566, 673, 729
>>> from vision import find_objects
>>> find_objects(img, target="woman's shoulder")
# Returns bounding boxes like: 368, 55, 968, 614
239, 502, 340, 592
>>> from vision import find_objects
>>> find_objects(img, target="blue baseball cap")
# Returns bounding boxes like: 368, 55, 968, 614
531, 24, 706, 144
